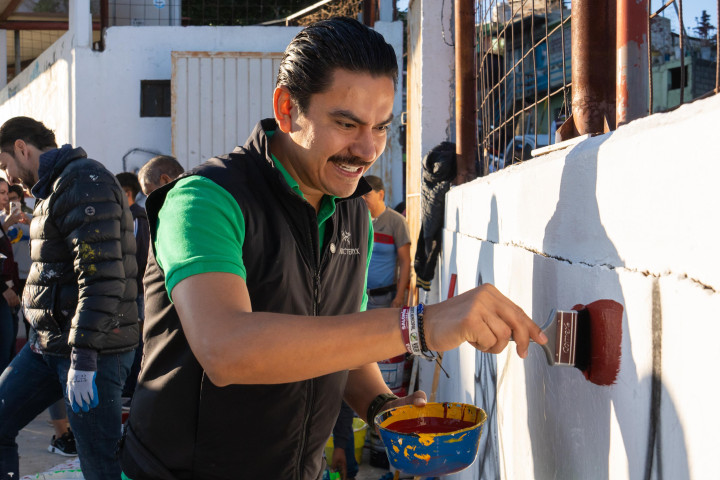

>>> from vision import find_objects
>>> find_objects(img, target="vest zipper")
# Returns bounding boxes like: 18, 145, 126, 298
297, 205, 319, 478
295, 377, 315, 480
306, 207, 320, 316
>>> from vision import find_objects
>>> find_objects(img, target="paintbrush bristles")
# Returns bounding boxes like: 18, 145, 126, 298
572, 300, 624, 386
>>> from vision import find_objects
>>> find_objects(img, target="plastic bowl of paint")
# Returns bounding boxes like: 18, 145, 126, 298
374, 402, 487, 476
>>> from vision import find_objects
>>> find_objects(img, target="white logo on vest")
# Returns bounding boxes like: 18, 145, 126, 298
337, 230, 359, 255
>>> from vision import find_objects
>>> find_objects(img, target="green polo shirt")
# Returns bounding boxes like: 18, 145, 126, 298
154, 158, 372, 311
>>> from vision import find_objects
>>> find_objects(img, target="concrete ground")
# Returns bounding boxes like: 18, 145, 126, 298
17, 409, 76, 477
16, 409, 393, 479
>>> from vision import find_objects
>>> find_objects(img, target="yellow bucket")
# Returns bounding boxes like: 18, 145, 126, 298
325, 417, 368, 465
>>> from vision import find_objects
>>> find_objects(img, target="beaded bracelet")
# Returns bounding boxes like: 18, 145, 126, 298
417, 303, 430, 353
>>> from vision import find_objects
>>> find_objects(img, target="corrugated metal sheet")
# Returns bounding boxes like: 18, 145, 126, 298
171, 51, 283, 169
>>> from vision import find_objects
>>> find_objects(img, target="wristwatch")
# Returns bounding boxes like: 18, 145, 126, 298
367, 392, 399, 430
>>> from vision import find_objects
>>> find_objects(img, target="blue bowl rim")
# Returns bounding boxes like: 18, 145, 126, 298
375, 401, 487, 439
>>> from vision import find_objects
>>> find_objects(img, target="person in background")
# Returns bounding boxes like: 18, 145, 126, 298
116, 172, 150, 405
137, 155, 184, 196
362, 175, 411, 309
119, 17, 545, 479
330, 401, 359, 480
4, 184, 76, 457
0, 116, 139, 480
330, 174, 412, 477
0, 178, 21, 373
5, 185, 30, 340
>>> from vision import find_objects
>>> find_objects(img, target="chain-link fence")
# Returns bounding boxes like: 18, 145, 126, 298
476, 0, 719, 175
476, 1, 571, 173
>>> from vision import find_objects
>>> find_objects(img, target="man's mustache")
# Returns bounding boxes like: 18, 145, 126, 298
328, 154, 371, 168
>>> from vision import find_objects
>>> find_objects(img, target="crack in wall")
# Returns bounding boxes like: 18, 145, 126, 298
461, 234, 718, 294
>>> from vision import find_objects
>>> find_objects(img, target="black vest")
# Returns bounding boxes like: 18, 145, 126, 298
121, 120, 371, 480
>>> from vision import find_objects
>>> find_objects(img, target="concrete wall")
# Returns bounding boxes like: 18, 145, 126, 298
425, 93, 720, 479
73, 25, 304, 172
0, 22, 405, 205
0, 32, 74, 143
363, 20, 405, 208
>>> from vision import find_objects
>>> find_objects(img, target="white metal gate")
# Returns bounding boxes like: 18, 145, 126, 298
171, 51, 284, 169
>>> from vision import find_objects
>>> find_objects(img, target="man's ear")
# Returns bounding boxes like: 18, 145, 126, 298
13, 139, 27, 159
159, 174, 172, 186
273, 86, 295, 133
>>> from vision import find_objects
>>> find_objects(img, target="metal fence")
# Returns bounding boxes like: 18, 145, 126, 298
476, 0, 720, 175
2, 0, 362, 83
476, 0, 571, 173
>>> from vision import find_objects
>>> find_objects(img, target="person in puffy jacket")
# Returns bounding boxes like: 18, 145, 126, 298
0, 116, 138, 480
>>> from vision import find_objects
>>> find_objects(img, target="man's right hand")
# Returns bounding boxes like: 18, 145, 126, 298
423, 283, 548, 358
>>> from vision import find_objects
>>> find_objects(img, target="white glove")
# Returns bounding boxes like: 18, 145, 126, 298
67, 368, 99, 413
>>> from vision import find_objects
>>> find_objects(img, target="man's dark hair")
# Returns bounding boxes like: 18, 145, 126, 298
364, 174, 384, 192
116, 172, 142, 198
276, 17, 398, 114
8, 184, 26, 205
138, 155, 184, 186
0, 116, 57, 152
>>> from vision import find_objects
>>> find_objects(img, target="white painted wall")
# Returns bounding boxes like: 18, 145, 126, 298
0, 33, 74, 143
0, 21, 404, 208
72, 25, 304, 172
426, 94, 720, 479
353, 20, 405, 208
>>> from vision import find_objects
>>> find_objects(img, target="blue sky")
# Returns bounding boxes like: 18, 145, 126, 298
395, 0, 718, 36
658, 0, 717, 36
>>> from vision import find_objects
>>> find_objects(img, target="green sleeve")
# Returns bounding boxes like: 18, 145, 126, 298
360, 210, 373, 312
155, 176, 246, 302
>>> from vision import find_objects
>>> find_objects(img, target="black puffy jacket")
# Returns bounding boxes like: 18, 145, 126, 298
23, 145, 139, 356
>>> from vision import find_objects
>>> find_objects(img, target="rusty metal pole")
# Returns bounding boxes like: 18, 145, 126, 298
569, 0, 616, 135
454, 0, 477, 184
617, 0, 649, 125
363, 0, 376, 27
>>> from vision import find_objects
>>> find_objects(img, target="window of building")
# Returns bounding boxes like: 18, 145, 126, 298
669, 66, 689, 90
140, 80, 171, 117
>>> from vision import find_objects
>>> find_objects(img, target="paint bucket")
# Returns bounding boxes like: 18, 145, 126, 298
375, 402, 487, 477
378, 354, 406, 389
324, 417, 368, 465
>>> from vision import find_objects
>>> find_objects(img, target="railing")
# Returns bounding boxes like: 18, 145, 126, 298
475, 0, 720, 175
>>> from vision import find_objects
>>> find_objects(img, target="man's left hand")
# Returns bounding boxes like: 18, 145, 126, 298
331, 447, 348, 480
373, 390, 427, 434
385, 390, 426, 411
67, 368, 99, 413
67, 347, 99, 413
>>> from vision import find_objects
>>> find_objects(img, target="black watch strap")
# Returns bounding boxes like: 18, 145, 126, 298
367, 393, 399, 430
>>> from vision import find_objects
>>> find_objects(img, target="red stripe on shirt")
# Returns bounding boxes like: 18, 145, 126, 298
374, 232, 394, 245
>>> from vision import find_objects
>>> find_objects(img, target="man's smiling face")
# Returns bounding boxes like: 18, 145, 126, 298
282, 68, 395, 203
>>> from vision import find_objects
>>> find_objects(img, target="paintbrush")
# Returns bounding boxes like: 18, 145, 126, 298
523, 299, 623, 386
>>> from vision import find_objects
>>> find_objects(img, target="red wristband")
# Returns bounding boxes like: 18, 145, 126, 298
400, 306, 412, 354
